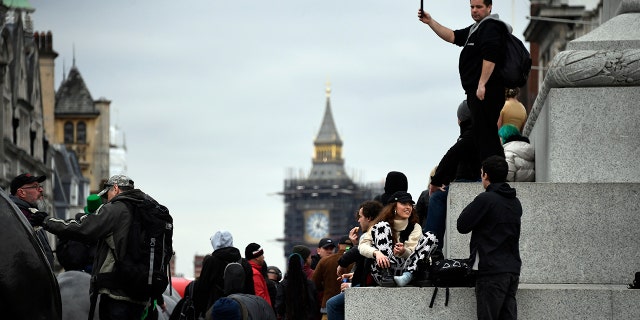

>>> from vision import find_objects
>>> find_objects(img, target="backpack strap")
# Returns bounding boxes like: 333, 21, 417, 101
428, 287, 438, 308
228, 295, 249, 320
444, 287, 450, 307
88, 289, 98, 320
399, 223, 416, 243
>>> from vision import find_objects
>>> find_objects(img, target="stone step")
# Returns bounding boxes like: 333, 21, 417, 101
345, 284, 640, 319
444, 182, 640, 285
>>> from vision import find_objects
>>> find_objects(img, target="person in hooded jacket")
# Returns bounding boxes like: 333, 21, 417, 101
419, 0, 509, 162
499, 124, 535, 182
457, 155, 522, 320
193, 230, 255, 317
373, 171, 408, 205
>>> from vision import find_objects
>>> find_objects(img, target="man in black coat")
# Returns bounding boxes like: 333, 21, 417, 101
457, 155, 522, 320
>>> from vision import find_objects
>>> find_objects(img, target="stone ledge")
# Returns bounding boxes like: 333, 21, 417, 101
345, 285, 640, 319
445, 182, 640, 285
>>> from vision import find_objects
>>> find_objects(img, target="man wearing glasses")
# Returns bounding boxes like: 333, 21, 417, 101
9, 173, 54, 268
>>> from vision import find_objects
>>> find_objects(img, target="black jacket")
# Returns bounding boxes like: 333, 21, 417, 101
10, 195, 55, 268
193, 246, 255, 316
430, 119, 480, 187
337, 247, 375, 287
453, 18, 506, 93
457, 182, 522, 276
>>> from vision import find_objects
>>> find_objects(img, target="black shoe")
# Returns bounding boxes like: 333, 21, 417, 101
379, 268, 397, 287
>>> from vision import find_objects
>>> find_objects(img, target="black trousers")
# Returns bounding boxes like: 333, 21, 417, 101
99, 294, 146, 320
467, 86, 505, 162
475, 273, 519, 320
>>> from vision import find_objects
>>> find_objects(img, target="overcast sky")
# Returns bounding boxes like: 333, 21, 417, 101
31, 0, 531, 277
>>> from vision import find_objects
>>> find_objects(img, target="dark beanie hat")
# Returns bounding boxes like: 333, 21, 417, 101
245, 243, 264, 260
384, 171, 408, 194
211, 298, 241, 320
457, 100, 471, 122
292, 245, 311, 260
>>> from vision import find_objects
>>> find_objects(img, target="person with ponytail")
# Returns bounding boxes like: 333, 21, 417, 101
358, 191, 438, 287
276, 252, 320, 320
497, 87, 527, 132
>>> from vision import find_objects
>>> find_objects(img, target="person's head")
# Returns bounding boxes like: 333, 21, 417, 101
338, 235, 353, 251
505, 87, 520, 99
285, 252, 311, 318
388, 191, 416, 221
210, 230, 233, 251
267, 266, 283, 282
356, 200, 384, 230
245, 243, 264, 264
481, 155, 508, 188
97, 175, 134, 202
292, 245, 312, 266
317, 238, 336, 258
372, 191, 419, 242
457, 100, 471, 125
470, 0, 492, 22
211, 297, 241, 320
383, 171, 408, 194
498, 124, 520, 144
84, 194, 102, 214
10, 173, 46, 205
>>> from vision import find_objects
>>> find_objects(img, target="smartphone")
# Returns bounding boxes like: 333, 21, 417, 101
420, 0, 424, 17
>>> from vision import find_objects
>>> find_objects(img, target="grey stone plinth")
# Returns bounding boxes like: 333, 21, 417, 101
568, 7, 640, 51
345, 285, 640, 320
445, 182, 640, 285
529, 87, 640, 183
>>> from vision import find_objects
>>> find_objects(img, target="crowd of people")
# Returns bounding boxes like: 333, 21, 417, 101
5, 1, 533, 319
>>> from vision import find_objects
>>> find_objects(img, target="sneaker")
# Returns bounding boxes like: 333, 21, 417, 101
394, 272, 413, 287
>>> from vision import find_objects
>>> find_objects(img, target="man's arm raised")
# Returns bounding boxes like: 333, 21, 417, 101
418, 9, 455, 43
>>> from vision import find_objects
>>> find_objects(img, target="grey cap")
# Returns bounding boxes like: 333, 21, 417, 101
98, 175, 134, 196
457, 100, 471, 122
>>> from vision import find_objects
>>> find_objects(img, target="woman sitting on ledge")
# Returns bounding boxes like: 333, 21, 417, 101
358, 191, 438, 286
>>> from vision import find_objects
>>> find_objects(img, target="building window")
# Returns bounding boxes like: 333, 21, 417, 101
64, 121, 74, 143
77, 122, 86, 144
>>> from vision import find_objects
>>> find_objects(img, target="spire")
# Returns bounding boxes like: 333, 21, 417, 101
314, 82, 342, 145
308, 83, 349, 181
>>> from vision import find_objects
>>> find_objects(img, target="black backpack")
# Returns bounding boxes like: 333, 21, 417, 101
96, 193, 174, 300
499, 29, 532, 88
223, 259, 246, 296
428, 258, 476, 308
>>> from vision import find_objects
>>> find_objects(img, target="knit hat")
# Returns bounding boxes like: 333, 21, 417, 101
84, 194, 102, 214
245, 243, 264, 260
10, 173, 46, 195
97, 175, 134, 196
457, 100, 471, 122
210, 230, 234, 251
292, 245, 311, 260
389, 191, 415, 204
211, 298, 241, 320
384, 171, 408, 194
267, 266, 283, 281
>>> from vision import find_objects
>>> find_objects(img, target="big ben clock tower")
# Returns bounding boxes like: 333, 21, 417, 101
281, 84, 376, 258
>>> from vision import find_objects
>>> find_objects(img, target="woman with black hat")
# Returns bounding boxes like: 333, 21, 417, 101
358, 191, 438, 287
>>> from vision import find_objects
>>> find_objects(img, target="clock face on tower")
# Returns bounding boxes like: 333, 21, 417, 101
304, 210, 329, 243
